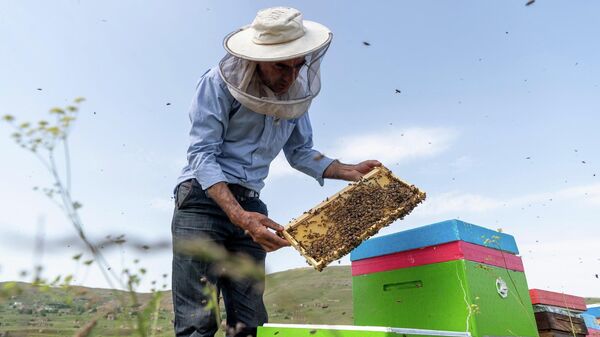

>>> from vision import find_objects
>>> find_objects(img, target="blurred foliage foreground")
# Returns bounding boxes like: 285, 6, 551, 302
1, 100, 271, 337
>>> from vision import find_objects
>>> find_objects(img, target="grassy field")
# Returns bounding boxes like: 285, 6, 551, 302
0, 266, 352, 337
1, 266, 598, 336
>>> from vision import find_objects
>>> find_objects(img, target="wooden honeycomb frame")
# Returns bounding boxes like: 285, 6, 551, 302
281, 166, 426, 271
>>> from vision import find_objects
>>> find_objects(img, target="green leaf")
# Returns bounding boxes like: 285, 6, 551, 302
46, 126, 60, 136
72, 201, 82, 210
2, 115, 15, 122
72, 253, 83, 260
73, 97, 86, 103
63, 274, 73, 284
60, 116, 76, 123
49, 107, 65, 114
19, 122, 30, 129
66, 105, 78, 112
83, 259, 94, 266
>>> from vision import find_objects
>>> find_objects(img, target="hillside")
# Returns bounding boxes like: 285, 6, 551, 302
264, 266, 354, 324
1, 266, 598, 336
586, 298, 600, 305
0, 266, 352, 336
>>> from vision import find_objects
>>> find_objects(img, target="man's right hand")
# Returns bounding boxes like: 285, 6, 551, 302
232, 211, 290, 252
207, 182, 290, 252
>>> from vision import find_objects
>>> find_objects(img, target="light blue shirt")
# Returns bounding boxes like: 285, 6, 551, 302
177, 67, 334, 193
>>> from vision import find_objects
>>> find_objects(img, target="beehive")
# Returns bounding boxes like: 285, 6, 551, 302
282, 166, 425, 271
584, 313, 600, 337
258, 324, 471, 337
583, 313, 600, 331
586, 307, 600, 337
584, 307, 600, 320
350, 219, 538, 337
528, 289, 591, 337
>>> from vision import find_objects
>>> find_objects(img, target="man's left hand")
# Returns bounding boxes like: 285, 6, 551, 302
323, 159, 382, 181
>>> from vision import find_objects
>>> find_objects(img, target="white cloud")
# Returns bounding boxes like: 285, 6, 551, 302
519, 238, 600, 296
449, 155, 474, 172
415, 183, 600, 217
499, 183, 600, 209
415, 191, 503, 216
331, 127, 457, 164
267, 127, 458, 180
267, 153, 303, 179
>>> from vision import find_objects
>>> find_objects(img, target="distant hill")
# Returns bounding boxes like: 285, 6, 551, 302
0, 266, 352, 336
586, 297, 600, 305
1, 266, 598, 336
264, 266, 353, 324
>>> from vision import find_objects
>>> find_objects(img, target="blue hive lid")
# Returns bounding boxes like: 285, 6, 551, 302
350, 219, 519, 261
585, 306, 600, 318
582, 313, 600, 330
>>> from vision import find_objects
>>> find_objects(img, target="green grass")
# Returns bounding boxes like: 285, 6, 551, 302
264, 266, 354, 325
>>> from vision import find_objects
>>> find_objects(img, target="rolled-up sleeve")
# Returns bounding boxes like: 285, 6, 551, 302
186, 71, 232, 190
283, 112, 335, 186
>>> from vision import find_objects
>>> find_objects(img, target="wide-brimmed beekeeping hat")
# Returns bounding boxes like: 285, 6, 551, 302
219, 7, 333, 119
223, 7, 332, 62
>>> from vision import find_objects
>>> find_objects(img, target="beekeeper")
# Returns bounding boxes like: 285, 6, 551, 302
171, 7, 380, 337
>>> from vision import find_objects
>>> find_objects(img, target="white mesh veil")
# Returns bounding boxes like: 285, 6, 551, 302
218, 42, 331, 119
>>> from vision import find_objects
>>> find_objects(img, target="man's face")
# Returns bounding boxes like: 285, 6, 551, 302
256, 57, 306, 95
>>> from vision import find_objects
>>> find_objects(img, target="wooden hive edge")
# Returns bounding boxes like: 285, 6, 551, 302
283, 166, 427, 271
280, 230, 321, 269
314, 190, 427, 267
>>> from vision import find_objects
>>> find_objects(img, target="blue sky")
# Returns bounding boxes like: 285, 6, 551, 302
1, 0, 599, 297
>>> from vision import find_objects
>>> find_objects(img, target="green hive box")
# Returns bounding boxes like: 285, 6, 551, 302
258, 324, 472, 337
353, 260, 538, 337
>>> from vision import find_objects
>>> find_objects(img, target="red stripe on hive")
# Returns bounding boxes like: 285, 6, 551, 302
529, 289, 587, 311
588, 329, 600, 337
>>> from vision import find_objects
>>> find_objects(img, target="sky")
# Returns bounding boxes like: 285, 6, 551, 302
1, 0, 599, 298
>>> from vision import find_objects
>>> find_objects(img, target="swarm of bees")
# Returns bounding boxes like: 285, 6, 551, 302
283, 166, 426, 271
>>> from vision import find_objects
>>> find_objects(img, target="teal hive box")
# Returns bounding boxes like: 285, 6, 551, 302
352, 260, 538, 337
258, 324, 472, 337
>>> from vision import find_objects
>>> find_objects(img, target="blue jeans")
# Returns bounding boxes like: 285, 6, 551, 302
171, 179, 268, 337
